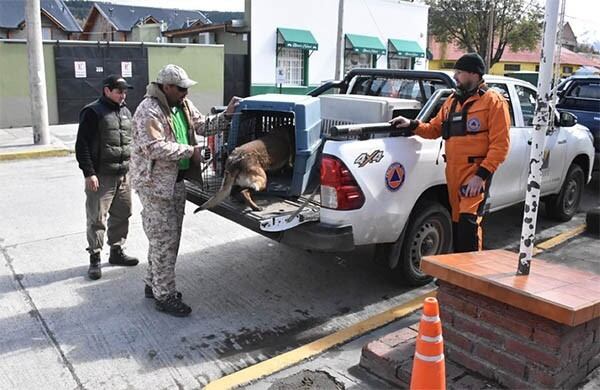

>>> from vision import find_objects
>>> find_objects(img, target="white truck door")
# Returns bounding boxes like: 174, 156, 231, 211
513, 84, 567, 194
486, 82, 529, 207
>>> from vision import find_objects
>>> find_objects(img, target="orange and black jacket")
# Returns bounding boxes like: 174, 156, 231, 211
407, 85, 511, 180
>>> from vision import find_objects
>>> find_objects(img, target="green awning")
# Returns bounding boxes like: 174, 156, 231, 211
345, 34, 386, 55
277, 28, 318, 50
388, 39, 425, 58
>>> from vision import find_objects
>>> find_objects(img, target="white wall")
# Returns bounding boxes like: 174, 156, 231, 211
343, 0, 428, 70
250, 0, 428, 87
250, 0, 339, 87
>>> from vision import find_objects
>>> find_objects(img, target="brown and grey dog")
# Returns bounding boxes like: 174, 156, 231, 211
199, 126, 293, 211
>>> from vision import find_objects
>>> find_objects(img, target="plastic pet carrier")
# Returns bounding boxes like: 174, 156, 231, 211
202, 94, 322, 198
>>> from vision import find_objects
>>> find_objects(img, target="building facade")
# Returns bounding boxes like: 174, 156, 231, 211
0, 0, 81, 40
248, 0, 429, 95
80, 3, 210, 42
428, 39, 600, 78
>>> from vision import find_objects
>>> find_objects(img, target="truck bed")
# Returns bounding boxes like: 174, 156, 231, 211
185, 178, 321, 237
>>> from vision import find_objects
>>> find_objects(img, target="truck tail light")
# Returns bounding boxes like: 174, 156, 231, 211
320, 154, 365, 210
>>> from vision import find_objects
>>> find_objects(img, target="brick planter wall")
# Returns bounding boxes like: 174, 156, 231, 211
438, 281, 600, 389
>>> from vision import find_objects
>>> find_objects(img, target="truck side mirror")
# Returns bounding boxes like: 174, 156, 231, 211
559, 111, 577, 127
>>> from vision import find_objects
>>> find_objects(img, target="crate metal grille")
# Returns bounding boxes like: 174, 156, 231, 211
198, 111, 296, 197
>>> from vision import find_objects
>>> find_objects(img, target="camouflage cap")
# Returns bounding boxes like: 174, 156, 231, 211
156, 64, 197, 88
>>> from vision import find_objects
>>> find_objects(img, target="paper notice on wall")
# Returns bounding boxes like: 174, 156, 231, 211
96, 66, 103, 73
74, 61, 86, 78
276, 67, 286, 85
121, 61, 132, 77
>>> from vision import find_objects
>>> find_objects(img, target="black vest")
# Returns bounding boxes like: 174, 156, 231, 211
83, 96, 133, 175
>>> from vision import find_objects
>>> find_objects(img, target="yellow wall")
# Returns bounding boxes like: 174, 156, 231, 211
428, 60, 443, 70
428, 59, 582, 77
489, 62, 536, 75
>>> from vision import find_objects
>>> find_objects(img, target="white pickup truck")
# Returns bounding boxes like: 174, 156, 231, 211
187, 70, 595, 286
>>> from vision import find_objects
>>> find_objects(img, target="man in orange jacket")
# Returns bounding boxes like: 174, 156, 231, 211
391, 53, 510, 252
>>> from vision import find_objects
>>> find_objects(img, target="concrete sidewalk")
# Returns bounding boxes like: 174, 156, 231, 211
0, 124, 77, 160
249, 231, 600, 390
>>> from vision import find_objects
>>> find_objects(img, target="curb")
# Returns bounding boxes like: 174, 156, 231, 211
204, 290, 436, 389
359, 320, 498, 389
0, 148, 71, 161
534, 223, 587, 254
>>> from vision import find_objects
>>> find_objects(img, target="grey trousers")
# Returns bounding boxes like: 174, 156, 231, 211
138, 181, 186, 301
85, 174, 132, 254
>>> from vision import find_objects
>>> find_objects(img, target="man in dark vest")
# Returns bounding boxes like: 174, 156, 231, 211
76, 75, 139, 280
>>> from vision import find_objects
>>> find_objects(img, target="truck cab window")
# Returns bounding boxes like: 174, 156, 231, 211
487, 82, 515, 126
514, 85, 537, 127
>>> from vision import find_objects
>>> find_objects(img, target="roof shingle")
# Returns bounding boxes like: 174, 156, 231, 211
201, 11, 244, 25
93, 3, 210, 32
0, 0, 81, 32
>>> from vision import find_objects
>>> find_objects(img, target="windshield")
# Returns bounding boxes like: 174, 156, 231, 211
350, 75, 449, 102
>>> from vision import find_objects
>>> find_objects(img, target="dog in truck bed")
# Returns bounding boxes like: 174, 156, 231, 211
198, 125, 293, 212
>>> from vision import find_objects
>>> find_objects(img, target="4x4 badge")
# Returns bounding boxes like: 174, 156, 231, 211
354, 150, 384, 167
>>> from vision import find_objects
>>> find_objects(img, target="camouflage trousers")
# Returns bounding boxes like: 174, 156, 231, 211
138, 181, 186, 301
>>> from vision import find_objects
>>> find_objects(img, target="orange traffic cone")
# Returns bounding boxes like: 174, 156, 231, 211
410, 297, 446, 390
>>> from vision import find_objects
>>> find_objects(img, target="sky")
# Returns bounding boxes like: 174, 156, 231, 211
562, 0, 600, 44
98, 0, 244, 12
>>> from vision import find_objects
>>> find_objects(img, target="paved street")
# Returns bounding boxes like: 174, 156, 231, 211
0, 155, 431, 389
0, 154, 598, 389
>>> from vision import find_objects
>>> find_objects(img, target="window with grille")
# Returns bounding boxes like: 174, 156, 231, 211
388, 57, 411, 70
563, 66, 573, 74
504, 64, 521, 71
344, 52, 373, 73
277, 48, 305, 86
442, 61, 455, 69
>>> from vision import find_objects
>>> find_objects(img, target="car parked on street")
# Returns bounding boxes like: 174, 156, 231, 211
556, 75, 600, 170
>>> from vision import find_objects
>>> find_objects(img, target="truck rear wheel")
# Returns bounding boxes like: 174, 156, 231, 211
398, 201, 452, 286
545, 164, 584, 222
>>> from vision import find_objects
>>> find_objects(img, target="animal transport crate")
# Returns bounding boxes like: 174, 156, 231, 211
208, 94, 322, 197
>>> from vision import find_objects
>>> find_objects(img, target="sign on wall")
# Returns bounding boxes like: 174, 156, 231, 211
276, 67, 286, 85
121, 61, 132, 77
74, 61, 86, 78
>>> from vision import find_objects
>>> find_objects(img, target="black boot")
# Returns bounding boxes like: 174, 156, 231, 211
155, 294, 192, 317
109, 246, 139, 266
88, 253, 102, 280
145, 284, 182, 300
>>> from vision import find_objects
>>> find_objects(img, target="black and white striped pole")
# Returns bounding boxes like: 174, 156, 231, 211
517, 0, 561, 275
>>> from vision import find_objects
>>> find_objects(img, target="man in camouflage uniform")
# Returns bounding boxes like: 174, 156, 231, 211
131, 64, 240, 317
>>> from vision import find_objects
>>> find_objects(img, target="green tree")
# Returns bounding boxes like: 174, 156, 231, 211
427, 0, 543, 69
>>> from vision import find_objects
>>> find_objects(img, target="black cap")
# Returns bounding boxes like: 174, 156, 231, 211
102, 75, 133, 90
454, 53, 486, 75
